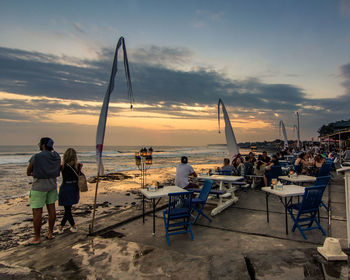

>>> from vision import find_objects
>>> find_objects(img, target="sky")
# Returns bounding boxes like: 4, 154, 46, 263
1, 0, 350, 146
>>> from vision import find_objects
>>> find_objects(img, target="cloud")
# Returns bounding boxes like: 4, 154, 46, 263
72, 22, 86, 35
192, 10, 224, 28
129, 45, 194, 68
0, 45, 349, 141
339, 0, 350, 18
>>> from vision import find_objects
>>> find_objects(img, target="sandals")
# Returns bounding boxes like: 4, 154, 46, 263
24, 240, 41, 246
70, 226, 78, 233
57, 226, 64, 234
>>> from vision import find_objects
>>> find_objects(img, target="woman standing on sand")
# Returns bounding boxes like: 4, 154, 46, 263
57, 148, 81, 233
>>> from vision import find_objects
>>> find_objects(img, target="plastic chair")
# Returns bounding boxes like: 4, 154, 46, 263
317, 163, 332, 177
293, 164, 302, 174
191, 179, 213, 224
287, 185, 327, 240
218, 169, 232, 175
163, 191, 194, 245
267, 166, 282, 186
314, 176, 331, 212
279, 161, 287, 167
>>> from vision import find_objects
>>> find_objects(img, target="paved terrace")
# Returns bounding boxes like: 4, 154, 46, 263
0, 172, 349, 279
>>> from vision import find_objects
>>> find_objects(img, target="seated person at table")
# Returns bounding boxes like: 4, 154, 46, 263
311, 154, 326, 175
294, 153, 305, 174
244, 155, 254, 175
343, 146, 350, 162
263, 154, 280, 187
261, 151, 271, 163
175, 156, 198, 189
247, 152, 256, 164
295, 152, 313, 175
232, 155, 245, 176
276, 152, 284, 160
217, 158, 236, 174
254, 155, 266, 176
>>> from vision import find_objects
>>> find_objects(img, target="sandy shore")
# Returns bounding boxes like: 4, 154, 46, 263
0, 163, 217, 250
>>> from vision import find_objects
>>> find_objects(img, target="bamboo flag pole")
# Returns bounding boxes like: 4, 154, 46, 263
90, 36, 133, 234
89, 173, 100, 234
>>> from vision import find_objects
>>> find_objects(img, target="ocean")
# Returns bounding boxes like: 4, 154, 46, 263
0, 145, 251, 203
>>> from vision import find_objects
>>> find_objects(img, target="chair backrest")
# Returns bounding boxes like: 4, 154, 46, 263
167, 191, 193, 214
314, 176, 330, 187
299, 185, 326, 213
244, 162, 254, 176
293, 164, 302, 174
279, 161, 287, 167
317, 163, 332, 177
269, 166, 282, 178
198, 180, 213, 201
218, 169, 232, 175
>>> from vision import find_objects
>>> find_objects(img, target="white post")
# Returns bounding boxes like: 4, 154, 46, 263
337, 167, 350, 248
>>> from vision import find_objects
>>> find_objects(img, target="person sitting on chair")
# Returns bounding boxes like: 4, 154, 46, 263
217, 158, 236, 175
263, 154, 280, 187
175, 156, 198, 189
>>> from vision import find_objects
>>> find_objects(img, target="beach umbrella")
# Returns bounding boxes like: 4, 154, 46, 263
91, 36, 134, 234
218, 98, 239, 159
279, 120, 288, 148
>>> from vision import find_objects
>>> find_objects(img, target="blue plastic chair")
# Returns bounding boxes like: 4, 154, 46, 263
267, 166, 282, 186
317, 163, 332, 177
293, 164, 302, 174
314, 176, 331, 212
191, 180, 213, 224
218, 169, 232, 175
279, 161, 287, 167
163, 191, 194, 245
287, 185, 327, 240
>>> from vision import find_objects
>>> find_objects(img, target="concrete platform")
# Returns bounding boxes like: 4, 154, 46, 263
0, 171, 349, 279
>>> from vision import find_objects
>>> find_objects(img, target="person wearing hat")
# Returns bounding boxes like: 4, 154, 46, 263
175, 156, 198, 189
26, 137, 61, 245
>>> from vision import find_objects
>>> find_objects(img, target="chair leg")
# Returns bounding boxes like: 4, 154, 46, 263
188, 222, 194, 240
296, 224, 308, 240
314, 218, 327, 236
192, 204, 212, 224
320, 200, 329, 212
163, 212, 170, 245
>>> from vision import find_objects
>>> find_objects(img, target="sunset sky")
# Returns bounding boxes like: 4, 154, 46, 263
1, 0, 350, 146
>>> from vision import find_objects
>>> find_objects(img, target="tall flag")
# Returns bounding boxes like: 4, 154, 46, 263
218, 98, 239, 159
96, 36, 133, 175
279, 120, 288, 148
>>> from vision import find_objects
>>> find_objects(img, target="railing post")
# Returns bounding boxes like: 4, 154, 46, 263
337, 167, 350, 248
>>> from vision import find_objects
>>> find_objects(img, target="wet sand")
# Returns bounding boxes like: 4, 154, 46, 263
0, 164, 217, 250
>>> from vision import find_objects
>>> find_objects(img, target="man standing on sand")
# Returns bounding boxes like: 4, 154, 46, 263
175, 156, 198, 189
26, 137, 61, 245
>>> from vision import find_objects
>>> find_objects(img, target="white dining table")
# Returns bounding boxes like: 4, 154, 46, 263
262, 185, 305, 234
279, 175, 316, 185
197, 174, 244, 216
140, 185, 187, 235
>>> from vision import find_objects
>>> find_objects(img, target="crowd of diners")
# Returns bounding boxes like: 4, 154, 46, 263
216, 142, 350, 188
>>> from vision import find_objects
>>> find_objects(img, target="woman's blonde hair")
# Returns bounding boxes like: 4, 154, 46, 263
62, 148, 78, 169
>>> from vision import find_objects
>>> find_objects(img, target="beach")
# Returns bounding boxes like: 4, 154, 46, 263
0, 144, 223, 250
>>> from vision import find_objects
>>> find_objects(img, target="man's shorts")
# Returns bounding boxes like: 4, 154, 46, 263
29, 189, 58, 209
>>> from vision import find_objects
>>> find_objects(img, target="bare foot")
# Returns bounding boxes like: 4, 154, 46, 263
46, 231, 55, 240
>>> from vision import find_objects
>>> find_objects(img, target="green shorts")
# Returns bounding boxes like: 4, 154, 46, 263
29, 189, 58, 209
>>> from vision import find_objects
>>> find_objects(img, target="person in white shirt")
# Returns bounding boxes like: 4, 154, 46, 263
175, 156, 198, 189
343, 147, 350, 161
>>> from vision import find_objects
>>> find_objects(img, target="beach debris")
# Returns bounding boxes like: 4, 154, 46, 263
88, 172, 132, 183
98, 230, 125, 239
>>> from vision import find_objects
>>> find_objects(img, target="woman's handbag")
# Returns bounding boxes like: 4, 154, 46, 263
67, 164, 88, 192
